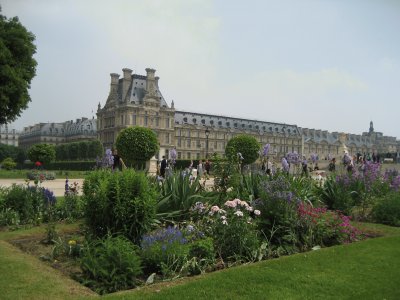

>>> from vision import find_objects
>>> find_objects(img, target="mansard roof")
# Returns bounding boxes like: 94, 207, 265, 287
64, 118, 97, 136
117, 74, 169, 108
175, 111, 301, 136
300, 128, 374, 147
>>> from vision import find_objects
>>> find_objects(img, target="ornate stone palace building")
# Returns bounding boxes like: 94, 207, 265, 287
18, 118, 97, 150
97, 67, 399, 160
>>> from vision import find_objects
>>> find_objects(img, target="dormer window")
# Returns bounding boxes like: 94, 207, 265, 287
193, 118, 197, 123
183, 117, 188, 123
201, 119, 205, 125
210, 120, 214, 125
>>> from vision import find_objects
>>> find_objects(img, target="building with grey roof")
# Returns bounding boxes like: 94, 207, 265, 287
0, 124, 19, 147
97, 67, 399, 161
18, 118, 97, 150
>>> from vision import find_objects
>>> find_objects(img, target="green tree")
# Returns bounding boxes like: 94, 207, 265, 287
0, 144, 25, 164
225, 134, 260, 165
0, 11, 37, 124
115, 126, 159, 168
27, 144, 56, 164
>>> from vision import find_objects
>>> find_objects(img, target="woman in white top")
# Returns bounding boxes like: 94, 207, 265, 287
197, 160, 203, 178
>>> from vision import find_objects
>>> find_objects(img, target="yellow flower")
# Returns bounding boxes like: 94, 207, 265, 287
68, 240, 77, 246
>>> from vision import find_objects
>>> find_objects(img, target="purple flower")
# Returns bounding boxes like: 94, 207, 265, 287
281, 157, 289, 172
170, 148, 177, 164
263, 144, 270, 157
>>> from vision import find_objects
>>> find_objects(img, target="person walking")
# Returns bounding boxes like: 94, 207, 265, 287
160, 156, 167, 178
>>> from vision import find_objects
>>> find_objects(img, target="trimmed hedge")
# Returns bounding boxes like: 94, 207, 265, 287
18, 161, 96, 171
173, 159, 210, 170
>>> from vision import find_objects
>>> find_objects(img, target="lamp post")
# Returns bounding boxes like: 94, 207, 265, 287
205, 128, 210, 158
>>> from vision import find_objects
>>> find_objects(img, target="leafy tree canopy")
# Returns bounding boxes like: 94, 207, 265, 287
225, 134, 260, 165
0, 10, 37, 124
27, 144, 56, 164
116, 127, 159, 166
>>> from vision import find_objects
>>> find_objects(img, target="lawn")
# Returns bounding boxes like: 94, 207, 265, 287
0, 223, 399, 300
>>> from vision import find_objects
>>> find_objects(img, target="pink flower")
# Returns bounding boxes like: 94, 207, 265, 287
211, 205, 220, 212
254, 210, 261, 216
224, 200, 237, 208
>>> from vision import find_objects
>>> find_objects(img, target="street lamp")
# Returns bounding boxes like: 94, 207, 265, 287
205, 128, 210, 158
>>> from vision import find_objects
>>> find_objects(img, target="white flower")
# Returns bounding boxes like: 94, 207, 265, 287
234, 210, 244, 217
222, 220, 228, 225
245, 206, 254, 212
254, 210, 261, 216
220, 215, 227, 220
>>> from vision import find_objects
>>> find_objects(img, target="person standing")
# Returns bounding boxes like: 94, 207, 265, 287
160, 156, 167, 178
205, 159, 211, 177
112, 149, 126, 171
197, 160, 204, 178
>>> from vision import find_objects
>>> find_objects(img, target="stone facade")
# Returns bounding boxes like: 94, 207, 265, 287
18, 118, 97, 150
0, 125, 19, 147
97, 67, 399, 161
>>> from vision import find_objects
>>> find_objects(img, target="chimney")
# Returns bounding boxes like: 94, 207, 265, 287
145, 68, 157, 97
122, 68, 132, 102
110, 73, 120, 94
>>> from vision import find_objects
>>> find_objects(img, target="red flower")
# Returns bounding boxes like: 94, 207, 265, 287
35, 161, 42, 167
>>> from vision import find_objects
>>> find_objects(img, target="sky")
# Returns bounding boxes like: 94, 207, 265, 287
2, 0, 400, 138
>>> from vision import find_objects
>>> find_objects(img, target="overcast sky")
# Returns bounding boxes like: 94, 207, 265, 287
2, 0, 400, 138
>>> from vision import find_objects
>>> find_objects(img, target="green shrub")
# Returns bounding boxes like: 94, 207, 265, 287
315, 175, 354, 214
115, 126, 159, 168
56, 191, 83, 222
79, 235, 142, 294
225, 134, 260, 166
140, 226, 191, 277
156, 172, 206, 221
192, 200, 261, 262
0, 208, 20, 226
372, 192, 400, 226
1, 157, 17, 170
0, 184, 56, 226
82, 169, 158, 244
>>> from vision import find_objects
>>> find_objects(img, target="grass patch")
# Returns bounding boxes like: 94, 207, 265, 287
0, 223, 94, 300
0, 223, 399, 299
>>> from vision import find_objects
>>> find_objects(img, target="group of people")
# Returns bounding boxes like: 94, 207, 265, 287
157, 157, 211, 180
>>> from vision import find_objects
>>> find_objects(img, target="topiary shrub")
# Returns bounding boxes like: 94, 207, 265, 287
225, 134, 260, 166
82, 169, 158, 244
372, 192, 400, 226
115, 126, 159, 168
27, 143, 56, 165
79, 235, 142, 294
